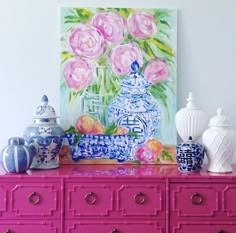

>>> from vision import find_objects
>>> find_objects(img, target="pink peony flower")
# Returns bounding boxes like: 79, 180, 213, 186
63, 58, 95, 90
110, 43, 143, 75
127, 12, 157, 38
135, 145, 157, 164
143, 58, 169, 84
91, 11, 126, 44
69, 25, 105, 60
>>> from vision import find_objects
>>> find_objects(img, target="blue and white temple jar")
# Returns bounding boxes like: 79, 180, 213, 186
0, 137, 36, 173
176, 136, 205, 172
24, 95, 64, 169
108, 61, 160, 146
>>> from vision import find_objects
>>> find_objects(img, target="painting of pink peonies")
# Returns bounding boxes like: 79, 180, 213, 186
59, 7, 177, 165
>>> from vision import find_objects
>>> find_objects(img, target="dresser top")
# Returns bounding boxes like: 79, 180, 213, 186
1, 164, 236, 179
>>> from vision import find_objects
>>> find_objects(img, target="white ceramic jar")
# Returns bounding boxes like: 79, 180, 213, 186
175, 92, 208, 141
202, 108, 236, 173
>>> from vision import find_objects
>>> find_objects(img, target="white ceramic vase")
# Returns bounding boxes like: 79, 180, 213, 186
202, 108, 236, 173
175, 92, 208, 141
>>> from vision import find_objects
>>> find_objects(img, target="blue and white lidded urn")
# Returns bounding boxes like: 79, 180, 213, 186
0, 137, 36, 173
176, 136, 205, 172
23, 95, 64, 169
108, 61, 160, 146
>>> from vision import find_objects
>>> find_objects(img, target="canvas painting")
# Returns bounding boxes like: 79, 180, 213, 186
59, 7, 177, 164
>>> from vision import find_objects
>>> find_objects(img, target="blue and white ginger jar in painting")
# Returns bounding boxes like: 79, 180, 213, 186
23, 95, 64, 169
176, 136, 205, 172
108, 61, 160, 146
0, 137, 36, 173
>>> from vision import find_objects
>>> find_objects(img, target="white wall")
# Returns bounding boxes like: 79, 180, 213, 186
0, 0, 236, 162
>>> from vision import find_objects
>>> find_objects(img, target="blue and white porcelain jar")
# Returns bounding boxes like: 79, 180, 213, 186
0, 137, 36, 173
108, 61, 160, 146
24, 95, 64, 169
176, 136, 205, 172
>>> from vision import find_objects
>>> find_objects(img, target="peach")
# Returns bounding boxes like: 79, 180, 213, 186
91, 121, 105, 134
76, 115, 97, 134
114, 126, 129, 135
145, 138, 163, 156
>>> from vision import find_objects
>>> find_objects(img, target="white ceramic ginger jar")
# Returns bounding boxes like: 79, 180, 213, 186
202, 108, 236, 173
175, 92, 208, 141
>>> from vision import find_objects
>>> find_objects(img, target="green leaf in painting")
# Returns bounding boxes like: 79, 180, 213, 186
74, 8, 94, 21
147, 38, 174, 57
154, 9, 172, 19
162, 150, 174, 161
105, 123, 118, 135
128, 132, 139, 139
69, 90, 83, 107
113, 8, 135, 18
61, 51, 75, 64
160, 19, 171, 28
149, 83, 170, 121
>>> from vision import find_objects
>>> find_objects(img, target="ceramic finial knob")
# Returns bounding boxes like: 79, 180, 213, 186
186, 92, 197, 109
41, 95, 48, 106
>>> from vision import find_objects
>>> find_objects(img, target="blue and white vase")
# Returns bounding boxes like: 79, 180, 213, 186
108, 61, 160, 146
0, 137, 36, 173
24, 95, 64, 169
176, 136, 205, 172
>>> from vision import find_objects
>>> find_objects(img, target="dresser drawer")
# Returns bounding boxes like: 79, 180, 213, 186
0, 184, 7, 217
170, 183, 219, 217
9, 183, 61, 218
0, 220, 60, 233
222, 185, 236, 217
172, 221, 236, 233
65, 183, 113, 218
170, 183, 220, 217
65, 220, 164, 233
117, 184, 165, 218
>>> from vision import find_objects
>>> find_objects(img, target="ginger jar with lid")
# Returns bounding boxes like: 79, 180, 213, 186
108, 61, 160, 146
23, 95, 64, 169
0, 137, 36, 173
176, 136, 205, 172
202, 108, 236, 173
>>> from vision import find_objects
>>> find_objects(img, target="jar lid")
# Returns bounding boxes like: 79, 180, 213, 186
32, 95, 58, 119
8, 137, 25, 146
209, 108, 230, 127
120, 61, 150, 89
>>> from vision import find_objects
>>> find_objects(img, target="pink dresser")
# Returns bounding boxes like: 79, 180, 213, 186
0, 164, 236, 233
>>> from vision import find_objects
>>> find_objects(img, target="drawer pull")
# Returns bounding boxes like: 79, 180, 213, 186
217, 230, 225, 233
28, 192, 40, 205
4, 230, 14, 233
134, 192, 145, 204
85, 192, 96, 205
191, 192, 203, 205
110, 229, 119, 233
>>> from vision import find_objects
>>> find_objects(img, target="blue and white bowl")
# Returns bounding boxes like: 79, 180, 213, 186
0, 137, 36, 173
65, 133, 136, 163
176, 136, 205, 172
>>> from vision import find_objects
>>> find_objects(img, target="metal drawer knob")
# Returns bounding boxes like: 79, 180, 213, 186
85, 192, 96, 205
217, 230, 225, 233
191, 192, 203, 205
110, 229, 119, 233
4, 230, 14, 233
134, 192, 145, 204
28, 192, 40, 205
